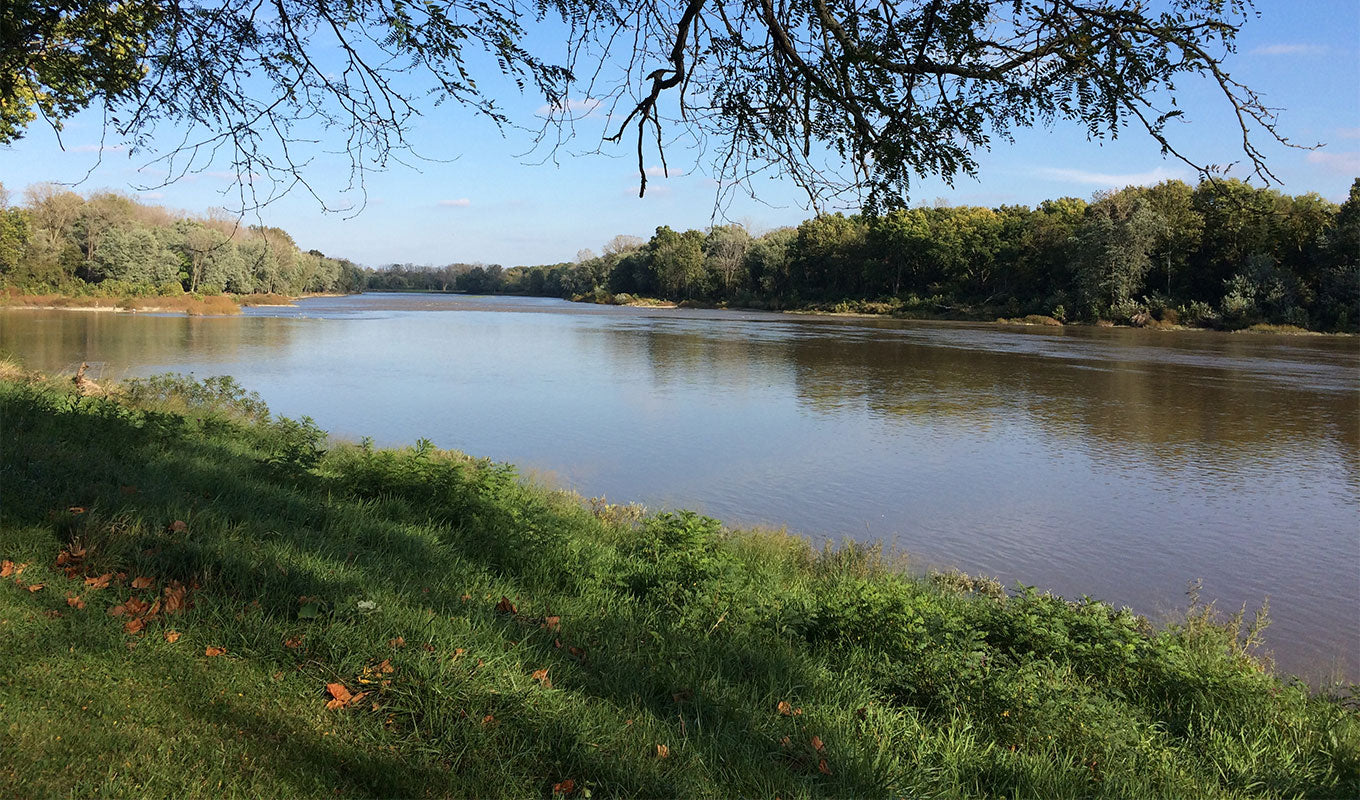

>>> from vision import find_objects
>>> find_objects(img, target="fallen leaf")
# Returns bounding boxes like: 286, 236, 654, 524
481, 714, 495, 725
124, 618, 145, 634
811, 735, 825, 752
169, 520, 188, 533
0, 561, 13, 578
780, 736, 791, 748
378, 658, 394, 674
388, 636, 406, 648
460, 594, 471, 603
495, 596, 517, 614
66, 596, 85, 609
85, 574, 111, 590
26, 583, 44, 592
817, 758, 831, 775
68, 506, 86, 514
124, 597, 150, 615
162, 584, 187, 614
107, 604, 127, 617
452, 648, 467, 659
777, 700, 793, 716
655, 744, 669, 759
205, 646, 226, 657
542, 615, 561, 631
531, 668, 552, 688
325, 682, 353, 710
552, 778, 576, 796
283, 636, 303, 649
131, 576, 154, 590
568, 646, 586, 662
164, 630, 181, 643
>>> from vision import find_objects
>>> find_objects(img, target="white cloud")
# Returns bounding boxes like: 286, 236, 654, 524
644, 165, 685, 177
1250, 43, 1328, 56
1307, 150, 1360, 173
438, 198, 472, 207
1031, 165, 1189, 187
536, 97, 603, 117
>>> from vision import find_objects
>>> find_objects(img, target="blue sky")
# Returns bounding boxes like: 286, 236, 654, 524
2, 0, 1357, 267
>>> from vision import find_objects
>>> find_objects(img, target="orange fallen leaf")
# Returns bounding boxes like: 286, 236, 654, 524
542, 615, 561, 631
124, 597, 150, 615
107, 604, 127, 617
388, 636, 406, 648
452, 648, 467, 659
68, 506, 86, 514
0, 561, 14, 578
655, 744, 669, 759
162, 583, 187, 614
85, 574, 112, 590
531, 668, 552, 688
124, 617, 146, 634
169, 520, 188, 532
131, 576, 154, 590
283, 636, 303, 649
777, 700, 793, 716
817, 758, 831, 775
205, 646, 226, 657
164, 630, 181, 643
811, 735, 825, 752
481, 714, 495, 725
378, 658, 394, 674
26, 583, 44, 592
495, 596, 517, 614
552, 778, 576, 796
66, 596, 85, 609
325, 682, 353, 710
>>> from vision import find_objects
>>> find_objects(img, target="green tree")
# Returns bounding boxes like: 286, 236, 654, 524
649, 226, 706, 299
1071, 197, 1164, 318
2, 1, 1291, 208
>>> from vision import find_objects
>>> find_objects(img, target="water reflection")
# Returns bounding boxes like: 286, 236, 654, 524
2, 295, 1357, 680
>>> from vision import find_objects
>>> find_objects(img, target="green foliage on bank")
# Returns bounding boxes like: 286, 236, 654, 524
1, 369, 1356, 798
406, 178, 1357, 332
0, 183, 364, 297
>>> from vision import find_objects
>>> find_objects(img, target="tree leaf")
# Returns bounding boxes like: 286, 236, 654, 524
205, 646, 226, 657
131, 576, 154, 589
655, 744, 669, 759
164, 630, 181, 643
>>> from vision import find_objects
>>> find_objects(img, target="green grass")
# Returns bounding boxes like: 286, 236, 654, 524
1, 371, 1356, 799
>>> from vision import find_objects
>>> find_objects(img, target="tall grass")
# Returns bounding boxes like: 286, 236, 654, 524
1, 372, 1355, 798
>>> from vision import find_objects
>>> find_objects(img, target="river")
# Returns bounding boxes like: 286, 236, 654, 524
3, 293, 1357, 681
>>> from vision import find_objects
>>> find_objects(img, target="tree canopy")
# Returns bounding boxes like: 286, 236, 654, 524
3, 0, 1292, 209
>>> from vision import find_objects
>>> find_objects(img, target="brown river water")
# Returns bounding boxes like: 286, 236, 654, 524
3, 293, 1357, 681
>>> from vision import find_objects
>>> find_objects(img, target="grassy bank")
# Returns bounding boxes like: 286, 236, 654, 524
1, 368, 1356, 798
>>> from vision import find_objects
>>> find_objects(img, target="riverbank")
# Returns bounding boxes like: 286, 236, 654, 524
0, 290, 352, 316
1, 366, 1355, 798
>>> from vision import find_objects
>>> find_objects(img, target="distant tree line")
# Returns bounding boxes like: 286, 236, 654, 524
471, 179, 1356, 332
0, 183, 365, 296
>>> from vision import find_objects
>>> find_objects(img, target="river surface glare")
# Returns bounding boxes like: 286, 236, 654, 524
3, 293, 1357, 680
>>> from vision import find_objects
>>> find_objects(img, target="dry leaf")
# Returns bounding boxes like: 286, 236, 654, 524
124, 597, 150, 615
388, 636, 406, 648
378, 658, 394, 674
655, 744, 670, 759
68, 506, 86, 514
26, 583, 44, 592
66, 595, 85, 609
495, 596, 517, 614
817, 758, 831, 775
205, 646, 226, 657
325, 682, 353, 710
481, 714, 495, 725
542, 615, 561, 631
552, 778, 576, 796
85, 573, 111, 590
452, 648, 467, 659
131, 576, 154, 590
169, 520, 188, 533
283, 636, 303, 649
777, 700, 793, 716
0, 561, 14, 578
107, 604, 127, 617
531, 668, 552, 688
164, 630, 181, 643
162, 583, 187, 614
124, 618, 146, 634
811, 735, 825, 752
